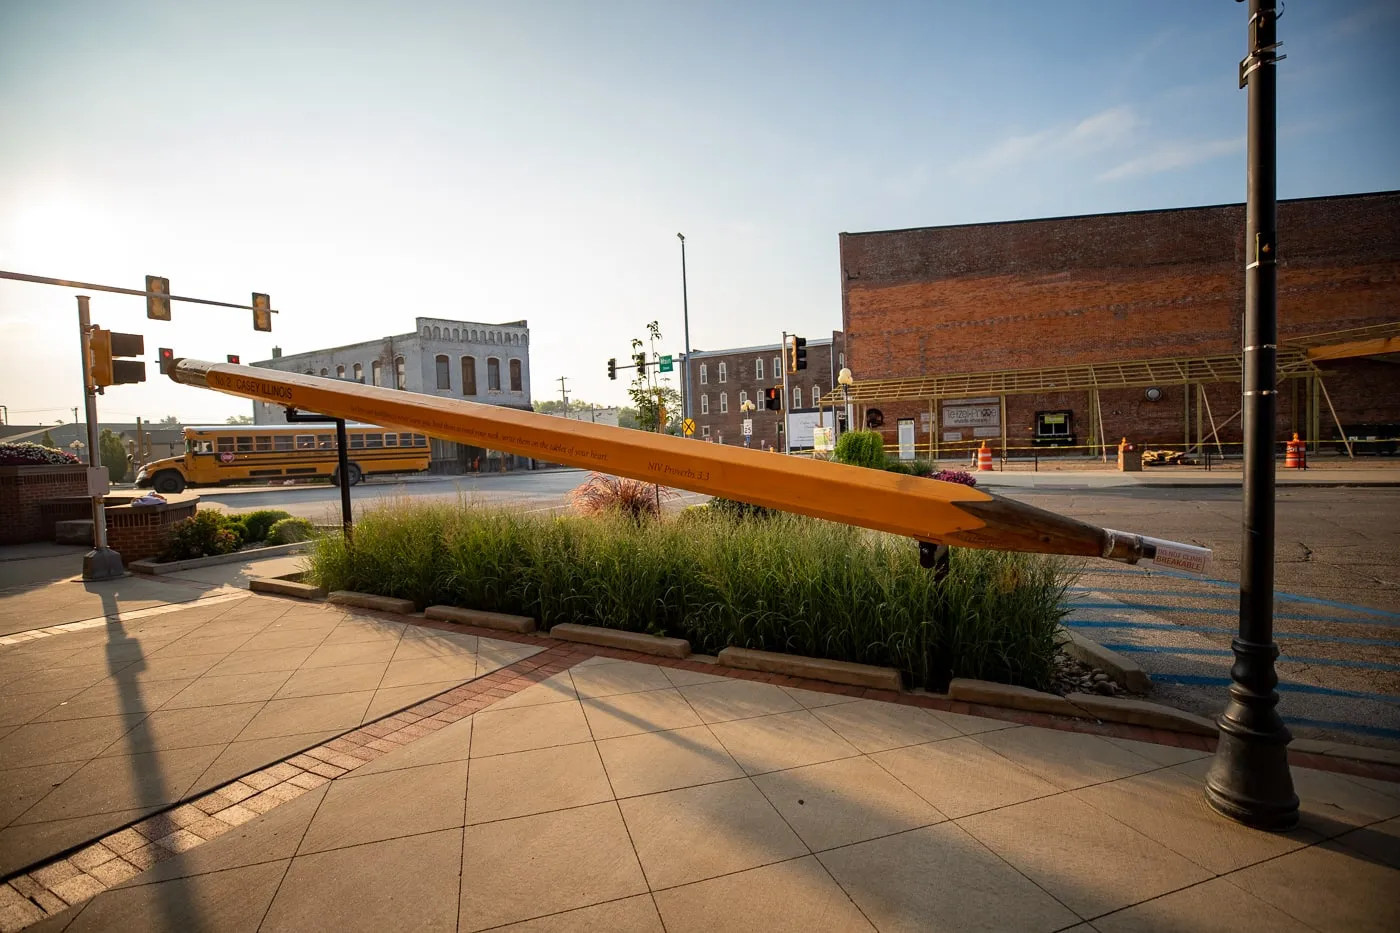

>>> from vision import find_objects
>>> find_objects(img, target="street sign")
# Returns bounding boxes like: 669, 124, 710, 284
659, 354, 673, 373
742, 419, 752, 437
682, 417, 696, 436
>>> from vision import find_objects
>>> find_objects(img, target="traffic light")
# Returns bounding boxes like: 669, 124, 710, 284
793, 336, 807, 371
764, 386, 782, 411
146, 276, 171, 321
227, 354, 241, 364
252, 293, 272, 332
158, 348, 175, 376
607, 358, 617, 380
88, 328, 146, 389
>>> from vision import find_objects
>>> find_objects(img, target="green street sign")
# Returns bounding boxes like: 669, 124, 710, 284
659, 354, 673, 373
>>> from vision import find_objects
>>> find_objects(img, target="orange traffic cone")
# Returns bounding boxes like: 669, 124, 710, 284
977, 441, 994, 471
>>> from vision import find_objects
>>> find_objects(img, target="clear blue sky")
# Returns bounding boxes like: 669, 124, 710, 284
2, 1, 1396, 423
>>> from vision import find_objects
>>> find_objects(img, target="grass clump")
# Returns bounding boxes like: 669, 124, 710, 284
268, 516, 316, 544
569, 472, 675, 521
306, 503, 1073, 691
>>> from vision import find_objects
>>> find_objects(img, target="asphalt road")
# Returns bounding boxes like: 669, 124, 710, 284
201, 471, 1399, 749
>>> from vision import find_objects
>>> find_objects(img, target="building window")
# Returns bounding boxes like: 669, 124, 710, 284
319, 368, 328, 376
700, 364, 708, 385
436, 354, 451, 390
793, 387, 802, 408
372, 360, 383, 386
433, 326, 441, 339
739, 390, 749, 408
701, 425, 710, 439
422, 326, 430, 338
487, 357, 501, 391
509, 359, 522, 392
718, 362, 727, 383
812, 386, 821, 406
452, 328, 460, 341
700, 395, 709, 415
461, 356, 477, 395
838, 352, 845, 368
470, 329, 477, 341
336, 365, 345, 379
352, 362, 363, 382
755, 358, 764, 381
773, 356, 782, 379
395, 356, 406, 389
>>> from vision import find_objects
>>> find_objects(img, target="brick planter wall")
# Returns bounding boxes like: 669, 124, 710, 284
106, 497, 199, 562
0, 465, 89, 545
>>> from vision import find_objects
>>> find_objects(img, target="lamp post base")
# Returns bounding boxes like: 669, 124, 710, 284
1205, 712, 1299, 832
82, 547, 126, 581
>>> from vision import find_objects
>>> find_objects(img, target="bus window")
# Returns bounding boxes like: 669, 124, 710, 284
295, 435, 316, 450
217, 437, 235, 452
317, 435, 333, 449
350, 434, 365, 449
415, 434, 428, 447
365, 434, 384, 448
190, 438, 214, 454
384, 433, 397, 447
256, 436, 273, 452
237, 436, 254, 452
274, 435, 294, 451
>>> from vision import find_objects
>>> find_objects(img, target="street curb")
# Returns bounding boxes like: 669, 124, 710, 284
948, 679, 1088, 718
327, 591, 415, 614
249, 577, 326, 600
1292, 738, 1400, 768
1064, 693, 1218, 735
129, 542, 307, 575
426, 606, 536, 634
1057, 626, 1152, 694
549, 623, 689, 658
721, 647, 903, 691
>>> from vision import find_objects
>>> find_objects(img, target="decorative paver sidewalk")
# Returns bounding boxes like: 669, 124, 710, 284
3, 633, 1396, 933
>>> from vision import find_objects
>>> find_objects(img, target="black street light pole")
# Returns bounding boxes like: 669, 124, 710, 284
678, 233, 692, 431
1205, 0, 1298, 831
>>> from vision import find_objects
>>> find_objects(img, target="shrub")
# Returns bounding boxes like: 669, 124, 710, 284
306, 503, 1073, 691
99, 429, 128, 483
569, 472, 675, 521
933, 469, 978, 487
164, 510, 240, 560
833, 430, 887, 470
268, 517, 316, 544
238, 509, 293, 544
0, 442, 80, 466
706, 497, 775, 519
884, 461, 916, 475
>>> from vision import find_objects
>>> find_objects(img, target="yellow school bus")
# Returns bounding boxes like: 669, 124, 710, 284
134, 424, 431, 493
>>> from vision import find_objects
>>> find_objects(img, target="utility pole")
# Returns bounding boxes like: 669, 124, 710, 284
781, 332, 791, 453
678, 234, 692, 433
557, 375, 569, 411
72, 407, 79, 425
1205, 0, 1298, 831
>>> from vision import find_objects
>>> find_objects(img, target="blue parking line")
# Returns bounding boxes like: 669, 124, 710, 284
1281, 717, 1400, 741
1077, 569, 1400, 620
1066, 601, 1400, 629
1062, 619, 1400, 649
1150, 673, 1400, 705
1098, 642, 1400, 674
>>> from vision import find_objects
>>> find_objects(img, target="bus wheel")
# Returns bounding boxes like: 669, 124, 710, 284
153, 471, 186, 494
334, 463, 362, 488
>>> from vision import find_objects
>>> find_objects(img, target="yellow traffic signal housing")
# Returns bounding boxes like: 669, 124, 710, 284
146, 276, 171, 321
252, 293, 272, 332
88, 328, 146, 388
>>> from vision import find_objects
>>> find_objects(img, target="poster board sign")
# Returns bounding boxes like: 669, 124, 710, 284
785, 409, 822, 450
812, 426, 834, 452
942, 397, 1000, 429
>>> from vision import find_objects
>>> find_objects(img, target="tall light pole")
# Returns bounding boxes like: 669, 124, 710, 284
678, 233, 692, 431
1205, 0, 1298, 831
838, 367, 855, 442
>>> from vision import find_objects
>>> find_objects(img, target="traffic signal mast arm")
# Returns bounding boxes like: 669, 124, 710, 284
166, 359, 1210, 570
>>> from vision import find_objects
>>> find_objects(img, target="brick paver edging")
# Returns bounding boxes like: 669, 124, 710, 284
3, 601, 1396, 931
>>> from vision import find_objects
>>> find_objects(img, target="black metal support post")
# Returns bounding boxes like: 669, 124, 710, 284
285, 408, 354, 544
1205, 0, 1298, 831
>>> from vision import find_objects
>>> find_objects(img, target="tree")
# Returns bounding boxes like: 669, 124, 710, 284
98, 429, 128, 483
40, 429, 56, 448
617, 407, 641, 430
532, 400, 599, 415
627, 321, 681, 434
226, 414, 254, 424
159, 415, 181, 426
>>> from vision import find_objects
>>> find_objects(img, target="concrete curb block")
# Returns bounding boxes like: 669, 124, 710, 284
549, 623, 690, 658
250, 577, 326, 600
1057, 626, 1152, 694
719, 647, 902, 691
327, 590, 415, 614
948, 679, 1089, 718
130, 541, 307, 575
1292, 738, 1400, 767
426, 606, 536, 634
1065, 693, 1217, 736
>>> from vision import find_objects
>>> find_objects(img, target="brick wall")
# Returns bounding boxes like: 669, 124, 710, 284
0, 466, 89, 545
840, 191, 1400, 449
106, 499, 198, 562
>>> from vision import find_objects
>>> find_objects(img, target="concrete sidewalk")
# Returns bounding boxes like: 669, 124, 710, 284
5, 649, 1396, 933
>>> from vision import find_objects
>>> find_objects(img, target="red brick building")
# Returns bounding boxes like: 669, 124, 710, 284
839, 191, 1400, 455
684, 334, 845, 449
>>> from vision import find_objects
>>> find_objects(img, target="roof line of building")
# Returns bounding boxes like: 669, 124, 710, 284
838, 189, 1400, 239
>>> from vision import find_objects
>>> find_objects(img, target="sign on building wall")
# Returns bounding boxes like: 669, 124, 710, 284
897, 419, 916, 461
942, 397, 1001, 429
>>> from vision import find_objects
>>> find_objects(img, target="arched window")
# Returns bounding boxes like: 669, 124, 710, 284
719, 392, 728, 413
739, 390, 749, 408
487, 357, 501, 391
699, 364, 708, 385
700, 394, 709, 415
470, 330, 477, 341
793, 387, 802, 408
812, 386, 821, 406
452, 328, 460, 341
754, 358, 764, 381
319, 368, 328, 376
773, 356, 782, 379
718, 362, 727, 383
435, 354, 451, 390
422, 326, 430, 338
432, 326, 441, 339
371, 360, 383, 386
509, 359, 522, 391
395, 356, 405, 389
352, 362, 363, 382
336, 365, 345, 379
461, 357, 477, 394
838, 352, 845, 368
